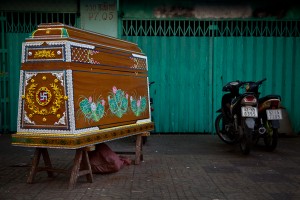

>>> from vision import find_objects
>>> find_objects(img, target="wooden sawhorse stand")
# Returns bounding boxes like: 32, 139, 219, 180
26, 133, 148, 189
27, 147, 93, 189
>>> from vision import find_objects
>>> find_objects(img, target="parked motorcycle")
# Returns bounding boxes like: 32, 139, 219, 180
242, 78, 282, 151
215, 80, 258, 155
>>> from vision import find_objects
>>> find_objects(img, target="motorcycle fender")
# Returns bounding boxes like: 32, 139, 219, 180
245, 118, 255, 129
271, 120, 280, 128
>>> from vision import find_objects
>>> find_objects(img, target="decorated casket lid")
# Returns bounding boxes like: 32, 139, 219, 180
28, 22, 142, 53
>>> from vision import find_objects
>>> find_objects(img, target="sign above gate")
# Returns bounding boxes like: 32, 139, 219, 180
80, 0, 118, 37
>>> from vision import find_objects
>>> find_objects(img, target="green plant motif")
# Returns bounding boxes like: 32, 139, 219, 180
130, 96, 147, 116
108, 86, 129, 118
79, 96, 105, 122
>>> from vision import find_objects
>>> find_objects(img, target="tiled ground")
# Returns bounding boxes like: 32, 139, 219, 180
1, 133, 300, 200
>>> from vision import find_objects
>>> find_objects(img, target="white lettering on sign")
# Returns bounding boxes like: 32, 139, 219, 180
81, 0, 118, 37
85, 3, 116, 21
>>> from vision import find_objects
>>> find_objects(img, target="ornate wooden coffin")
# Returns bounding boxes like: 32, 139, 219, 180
12, 23, 154, 149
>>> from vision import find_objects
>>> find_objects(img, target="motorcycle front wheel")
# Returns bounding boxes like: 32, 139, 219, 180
264, 122, 278, 151
215, 113, 236, 144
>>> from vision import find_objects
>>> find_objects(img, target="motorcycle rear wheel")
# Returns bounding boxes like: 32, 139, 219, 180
239, 125, 252, 155
215, 113, 236, 144
264, 124, 278, 151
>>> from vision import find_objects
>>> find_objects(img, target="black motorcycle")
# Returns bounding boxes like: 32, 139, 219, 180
215, 80, 258, 155
242, 78, 282, 151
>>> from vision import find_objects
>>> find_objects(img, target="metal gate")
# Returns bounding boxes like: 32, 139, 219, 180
122, 19, 300, 133
0, 13, 7, 133
0, 11, 78, 133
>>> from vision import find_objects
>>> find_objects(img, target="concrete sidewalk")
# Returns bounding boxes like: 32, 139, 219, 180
1, 133, 300, 200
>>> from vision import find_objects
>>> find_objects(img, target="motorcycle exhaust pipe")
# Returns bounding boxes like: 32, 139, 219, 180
259, 126, 266, 134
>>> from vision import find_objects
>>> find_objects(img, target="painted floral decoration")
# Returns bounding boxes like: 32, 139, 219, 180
130, 96, 147, 116
108, 86, 129, 118
79, 96, 105, 122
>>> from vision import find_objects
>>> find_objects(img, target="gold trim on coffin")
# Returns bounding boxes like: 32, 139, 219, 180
12, 122, 154, 149
34, 49, 55, 59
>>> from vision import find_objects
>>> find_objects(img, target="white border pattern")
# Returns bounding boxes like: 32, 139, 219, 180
132, 53, 148, 71
17, 70, 24, 132
54, 112, 66, 125
66, 69, 75, 132
66, 69, 99, 134
22, 42, 44, 63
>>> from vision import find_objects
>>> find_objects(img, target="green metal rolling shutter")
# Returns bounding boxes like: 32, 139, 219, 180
122, 19, 300, 134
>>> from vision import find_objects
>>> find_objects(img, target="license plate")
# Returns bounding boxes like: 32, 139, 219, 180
266, 109, 282, 120
241, 106, 258, 118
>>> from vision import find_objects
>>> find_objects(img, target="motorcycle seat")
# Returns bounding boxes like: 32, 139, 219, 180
259, 95, 281, 103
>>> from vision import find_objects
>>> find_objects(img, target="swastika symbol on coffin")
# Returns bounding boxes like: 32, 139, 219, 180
36, 87, 52, 106
39, 91, 48, 102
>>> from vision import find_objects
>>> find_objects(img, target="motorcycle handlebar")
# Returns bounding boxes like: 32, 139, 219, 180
149, 81, 155, 86
257, 78, 267, 85
243, 78, 267, 87
222, 78, 266, 92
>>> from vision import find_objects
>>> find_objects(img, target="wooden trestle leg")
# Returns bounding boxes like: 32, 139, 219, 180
135, 134, 143, 165
26, 147, 93, 189
68, 148, 93, 189
27, 148, 54, 184
135, 132, 149, 165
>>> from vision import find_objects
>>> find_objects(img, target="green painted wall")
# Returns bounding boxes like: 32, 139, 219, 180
119, 1, 300, 134
6, 33, 27, 132
123, 35, 300, 133
212, 37, 300, 133
123, 36, 212, 133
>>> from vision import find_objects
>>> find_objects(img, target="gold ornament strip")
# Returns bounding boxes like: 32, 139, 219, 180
26, 47, 64, 62
12, 122, 154, 149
